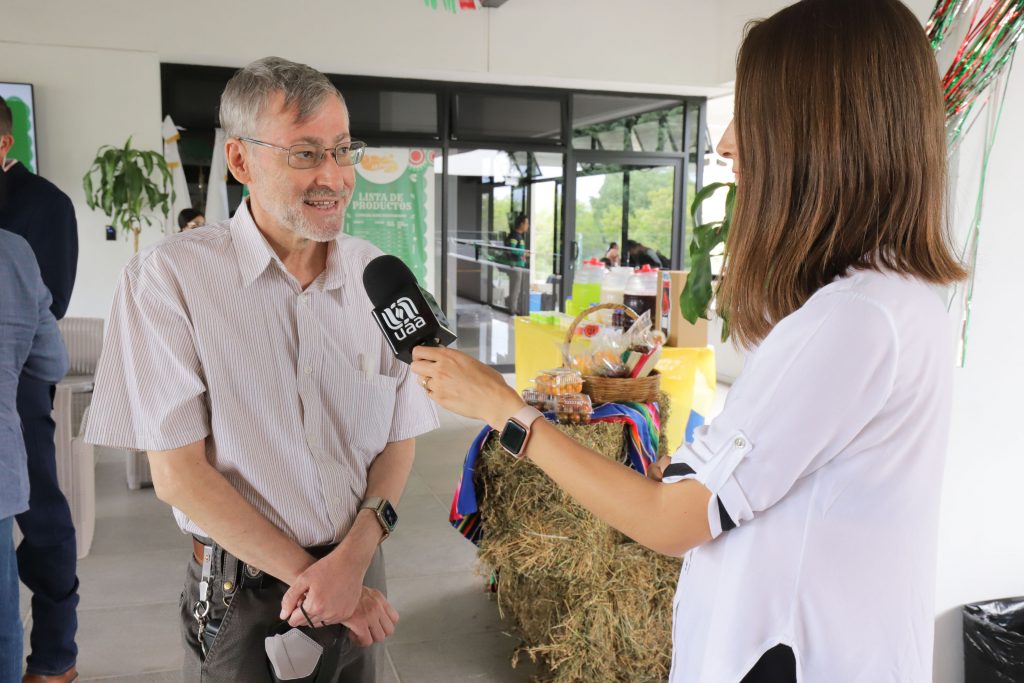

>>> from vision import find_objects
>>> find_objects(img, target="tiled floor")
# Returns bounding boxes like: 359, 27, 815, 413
19, 386, 728, 682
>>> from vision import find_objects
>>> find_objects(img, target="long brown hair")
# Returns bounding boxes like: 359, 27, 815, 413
718, 0, 967, 349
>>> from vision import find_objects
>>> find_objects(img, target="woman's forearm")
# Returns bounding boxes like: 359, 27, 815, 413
519, 419, 712, 556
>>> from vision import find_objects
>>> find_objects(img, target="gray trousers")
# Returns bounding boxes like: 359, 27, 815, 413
507, 268, 527, 316
179, 545, 386, 682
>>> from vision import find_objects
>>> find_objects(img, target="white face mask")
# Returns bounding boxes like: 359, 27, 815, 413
265, 628, 324, 680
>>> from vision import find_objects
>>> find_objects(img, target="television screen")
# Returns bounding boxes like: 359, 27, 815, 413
0, 82, 38, 174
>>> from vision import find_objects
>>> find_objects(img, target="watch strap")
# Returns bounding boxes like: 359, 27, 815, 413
510, 405, 544, 431
359, 496, 395, 540
503, 405, 544, 459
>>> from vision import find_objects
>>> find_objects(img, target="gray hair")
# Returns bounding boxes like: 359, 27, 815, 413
218, 56, 346, 139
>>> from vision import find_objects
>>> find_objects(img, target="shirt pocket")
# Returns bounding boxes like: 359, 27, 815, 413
334, 366, 398, 466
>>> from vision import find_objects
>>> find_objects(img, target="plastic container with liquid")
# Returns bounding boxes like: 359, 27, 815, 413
569, 259, 605, 316
623, 265, 660, 321
600, 266, 635, 305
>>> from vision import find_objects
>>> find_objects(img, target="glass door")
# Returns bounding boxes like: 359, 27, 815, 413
573, 159, 682, 271
445, 148, 564, 370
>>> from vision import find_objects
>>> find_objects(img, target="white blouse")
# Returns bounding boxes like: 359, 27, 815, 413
664, 269, 954, 682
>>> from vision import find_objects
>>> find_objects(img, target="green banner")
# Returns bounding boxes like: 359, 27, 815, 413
345, 148, 434, 285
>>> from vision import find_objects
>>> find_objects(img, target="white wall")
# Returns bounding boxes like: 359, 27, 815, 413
0, 41, 163, 319
932, 63, 1024, 682
3, 0, 726, 95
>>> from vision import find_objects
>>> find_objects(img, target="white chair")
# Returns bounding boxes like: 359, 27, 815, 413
53, 317, 105, 558
53, 388, 95, 559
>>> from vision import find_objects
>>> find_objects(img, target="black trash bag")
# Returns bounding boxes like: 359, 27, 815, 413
963, 597, 1024, 683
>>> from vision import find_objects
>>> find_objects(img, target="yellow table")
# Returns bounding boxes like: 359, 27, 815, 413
514, 317, 716, 453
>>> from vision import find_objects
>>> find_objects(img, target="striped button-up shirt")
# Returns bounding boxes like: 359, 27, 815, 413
84, 200, 438, 546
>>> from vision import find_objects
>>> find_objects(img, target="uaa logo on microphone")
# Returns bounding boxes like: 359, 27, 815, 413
381, 297, 427, 341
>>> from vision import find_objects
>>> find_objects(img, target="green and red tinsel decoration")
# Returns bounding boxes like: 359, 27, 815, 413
928, 0, 1024, 147
424, 0, 479, 12
927, 0, 1024, 365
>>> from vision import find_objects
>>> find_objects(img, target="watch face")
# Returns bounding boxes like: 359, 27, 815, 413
500, 420, 529, 455
381, 502, 398, 530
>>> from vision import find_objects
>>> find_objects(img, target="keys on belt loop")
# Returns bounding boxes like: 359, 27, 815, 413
194, 544, 214, 657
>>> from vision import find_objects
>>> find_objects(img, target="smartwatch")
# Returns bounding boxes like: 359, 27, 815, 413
360, 497, 398, 541
498, 406, 544, 459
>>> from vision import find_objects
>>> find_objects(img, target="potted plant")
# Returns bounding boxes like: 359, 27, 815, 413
678, 182, 736, 341
82, 137, 175, 254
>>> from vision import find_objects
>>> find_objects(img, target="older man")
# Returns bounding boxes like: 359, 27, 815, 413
85, 57, 438, 681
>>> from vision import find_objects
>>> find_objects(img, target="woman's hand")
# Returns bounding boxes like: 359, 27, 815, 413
647, 455, 672, 481
411, 346, 525, 430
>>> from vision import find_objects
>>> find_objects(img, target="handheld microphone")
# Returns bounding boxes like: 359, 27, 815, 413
362, 254, 457, 364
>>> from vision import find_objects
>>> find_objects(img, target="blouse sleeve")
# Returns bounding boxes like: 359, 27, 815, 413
662, 291, 899, 538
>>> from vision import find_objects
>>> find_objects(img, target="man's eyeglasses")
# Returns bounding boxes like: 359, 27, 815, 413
239, 137, 367, 169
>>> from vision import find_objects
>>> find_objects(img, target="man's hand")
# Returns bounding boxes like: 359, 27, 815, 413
341, 587, 400, 647
280, 551, 365, 627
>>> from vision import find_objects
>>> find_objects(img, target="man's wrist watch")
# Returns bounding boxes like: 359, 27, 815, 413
360, 497, 398, 541
498, 406, 545, 459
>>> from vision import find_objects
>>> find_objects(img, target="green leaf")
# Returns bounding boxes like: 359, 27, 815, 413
82, 171, 95, 210
679, 256, 713, 323
678, 181, 735, 335
723, 183, 737, 226
688, 181, 731, 224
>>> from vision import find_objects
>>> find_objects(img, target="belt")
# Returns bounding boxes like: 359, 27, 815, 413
191, 537, 338, 590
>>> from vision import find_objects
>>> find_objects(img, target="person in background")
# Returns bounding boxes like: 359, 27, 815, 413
0, 95, 80, 683
0, 229, 69, 683
504, 213, 529, 315
177, 208, 206, 231
85, 56, 437, 682
409, 0, 964, 680
624, 239, 666, 268
601, 241, 620, 267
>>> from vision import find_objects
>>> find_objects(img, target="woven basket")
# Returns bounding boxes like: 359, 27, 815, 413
564, 302, 660, 404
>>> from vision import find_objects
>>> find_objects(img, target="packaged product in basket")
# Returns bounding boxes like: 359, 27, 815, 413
551, 392, 593, 424
535, 368, 584, 396
521, 389, 553, 411
563, 325, 630, 378
622, 312, 666, 378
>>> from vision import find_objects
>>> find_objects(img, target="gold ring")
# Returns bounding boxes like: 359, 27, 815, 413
421, 377, 431, 391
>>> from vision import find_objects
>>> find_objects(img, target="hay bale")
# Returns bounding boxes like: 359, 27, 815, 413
476, 396, 681, 682
487, 542, 681, 682
478, 422, 627, 580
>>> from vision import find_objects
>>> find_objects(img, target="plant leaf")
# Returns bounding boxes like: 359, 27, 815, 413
688, 181, 731, 224
82, 171, 95, 210
678, 182, 736, 334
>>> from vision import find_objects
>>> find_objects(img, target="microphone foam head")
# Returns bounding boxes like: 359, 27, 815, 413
362, 254, 417, 308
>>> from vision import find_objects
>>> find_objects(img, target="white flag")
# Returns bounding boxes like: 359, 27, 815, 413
162, 115, 193, 236
205, 128, 230, 224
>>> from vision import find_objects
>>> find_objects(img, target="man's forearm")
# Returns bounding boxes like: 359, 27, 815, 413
334, 438, 416, 570
148, 441, 315, 584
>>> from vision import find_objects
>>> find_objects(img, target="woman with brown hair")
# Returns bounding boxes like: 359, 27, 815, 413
410, 0, 964, 680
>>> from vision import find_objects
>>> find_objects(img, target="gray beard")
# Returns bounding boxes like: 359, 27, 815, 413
277, 201, 346, 243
